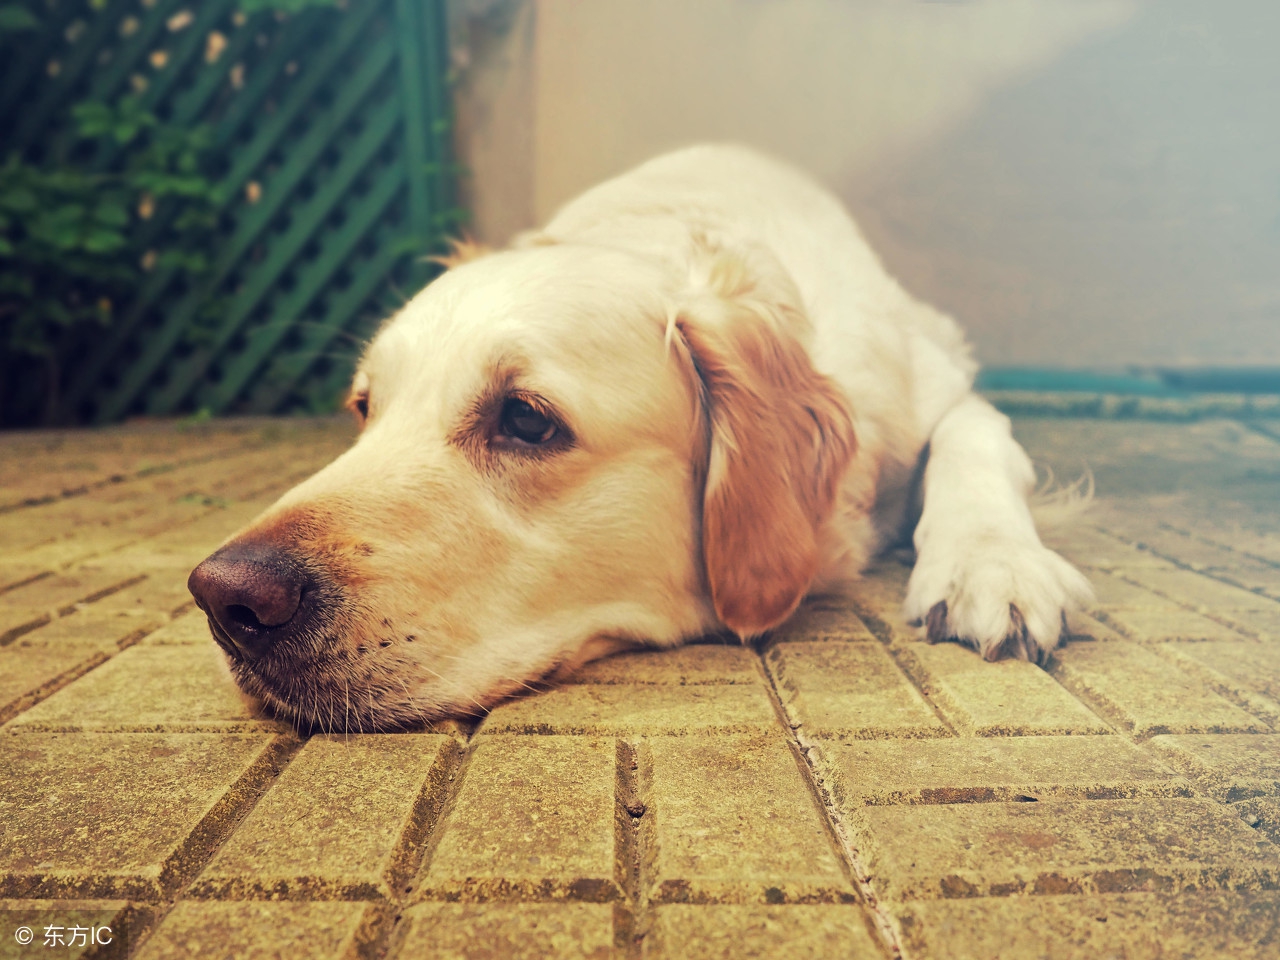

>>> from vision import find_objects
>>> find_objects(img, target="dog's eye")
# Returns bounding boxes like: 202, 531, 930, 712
349, 393, 369, 423
499, 398, 557, 445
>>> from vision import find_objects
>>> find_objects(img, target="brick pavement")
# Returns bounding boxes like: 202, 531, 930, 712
1, 414, 1279, 958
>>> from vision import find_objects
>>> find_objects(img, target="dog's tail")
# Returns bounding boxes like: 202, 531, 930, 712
1029, 464, 1094, 530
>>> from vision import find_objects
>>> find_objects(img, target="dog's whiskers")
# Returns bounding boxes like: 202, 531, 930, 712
343, 679, 352, 746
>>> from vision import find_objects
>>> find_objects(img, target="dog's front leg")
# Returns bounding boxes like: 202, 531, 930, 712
902, 394, 1092, 663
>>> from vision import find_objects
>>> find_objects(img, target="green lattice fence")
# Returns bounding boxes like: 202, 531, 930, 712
0, 0, 456, 425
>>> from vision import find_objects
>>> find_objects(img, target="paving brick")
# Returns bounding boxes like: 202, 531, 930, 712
643, 905, 886, 958
9, 537, 135, 576
7, 512, 209, 575
0, 428, 179, 484
419, 736, 620, 901
1017, 419, 1280, 500
846, 561, 912, 628
191, 734, 459, 900
0, 419, 314, 503
893, 641, 1110, 735
0, 898, 149, 958
1113, 525, 1280, 600
7, 414, 1280, 956
134, 901, 380, 960
392, 903, 614, 959
1238, 797, 1280, 846
768, 595, 880, 643
1083, 570, 1172, 609
1050, 642, 1267, 736
568, 643, 760, 685
1158, 639, 1280, 719
0, 611, 59, 651
1225, 605, 1280, 640
817, 736, 1187, 807
0, 566, 143, 614
10, 606, 159, 653
480, 684, 778, 736
86, 572, 196, 619
0, 732, 286, 899
1063, 610, 1128, 642
893, 891, 1280, 960
1098, 606, 1249, 642
91, 540, 211, 577
138, 496, 296, 553
84, 444, 325, 514
7, 643, 288, 733
0, 564, 49, 593
1, 445, 334, 569
1147, 735, 1280, 801
766, 643, 947, 740
138, 610, 212, 645
6, 568, 186, 629
1121, 566, 1275, 612
1173, 520, 1280, 571
61, 600, 168, 636
0, 610, 159, 725
1181, 528, 1277, 578
1044, 525, 1168, 571
641, 734, 853, 904
858, 798, 1280, 900
0, 497, 197, 561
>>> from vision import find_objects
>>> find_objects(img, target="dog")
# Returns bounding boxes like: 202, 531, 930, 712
188, 145, 1093, 731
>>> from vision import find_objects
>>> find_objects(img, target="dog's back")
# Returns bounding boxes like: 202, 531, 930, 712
541, 143, 978, 542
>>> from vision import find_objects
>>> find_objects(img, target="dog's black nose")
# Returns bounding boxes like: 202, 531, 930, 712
188, 543, 314, 660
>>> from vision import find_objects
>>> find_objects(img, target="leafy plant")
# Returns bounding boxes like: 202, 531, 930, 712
0, 0, 448, 425
238, 0, 340, 12
0, 94, 219, 419
0, 4, 37, 31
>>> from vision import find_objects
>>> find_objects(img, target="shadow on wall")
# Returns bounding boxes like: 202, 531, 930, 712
453, 0, 1280, 370
847, 0, 1280, 369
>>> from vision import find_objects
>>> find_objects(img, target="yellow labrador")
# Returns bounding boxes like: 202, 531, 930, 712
189, 145, 1091, 730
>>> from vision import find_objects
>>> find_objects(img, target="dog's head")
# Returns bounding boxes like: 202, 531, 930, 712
188, 240, 855, 730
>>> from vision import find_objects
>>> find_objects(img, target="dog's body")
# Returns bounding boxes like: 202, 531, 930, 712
189, 145, 1091, 731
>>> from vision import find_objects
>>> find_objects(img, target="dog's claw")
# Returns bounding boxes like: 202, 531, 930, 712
925, 600, 949, 644
926, 601, 1057, 665
978, 604, 1058, 665
983, 604, 1026, 662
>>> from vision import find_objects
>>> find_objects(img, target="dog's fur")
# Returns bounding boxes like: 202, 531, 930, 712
197, 145, 1092, 730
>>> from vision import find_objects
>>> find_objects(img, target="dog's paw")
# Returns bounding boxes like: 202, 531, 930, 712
903, 539, 1093, 664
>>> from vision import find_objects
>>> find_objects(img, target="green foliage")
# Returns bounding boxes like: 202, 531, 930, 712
238, 0, 339, 14
0, 4, 37, 32
1, 0, 456, 425
0, 97, 218, 364
0, 0, 351, 389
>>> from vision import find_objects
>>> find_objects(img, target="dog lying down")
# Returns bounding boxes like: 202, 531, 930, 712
188, 144, 1092, 731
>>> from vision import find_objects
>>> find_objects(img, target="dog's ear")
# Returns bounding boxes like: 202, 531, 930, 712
677, 248, 856, 638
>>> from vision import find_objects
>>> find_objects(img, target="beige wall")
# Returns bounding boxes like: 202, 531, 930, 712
450, 0, 1280, 368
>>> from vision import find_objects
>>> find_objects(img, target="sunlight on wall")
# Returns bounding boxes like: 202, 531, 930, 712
531, 0, 1137, 218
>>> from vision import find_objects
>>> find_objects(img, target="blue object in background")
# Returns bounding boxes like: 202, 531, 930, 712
978, 367, 1280, 396
977, 368, 1179, 396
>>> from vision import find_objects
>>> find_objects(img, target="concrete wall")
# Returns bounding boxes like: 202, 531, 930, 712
449, 0, 1280, 369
